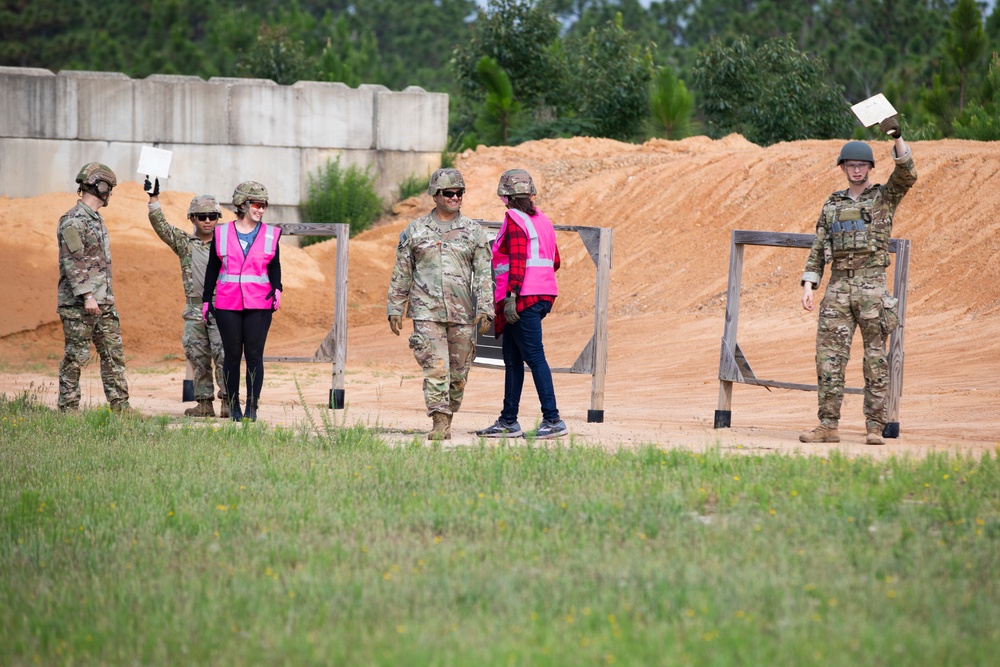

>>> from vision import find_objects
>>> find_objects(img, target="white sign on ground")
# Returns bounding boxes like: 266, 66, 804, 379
851, 94, 898, 128
137, 146, 173, 180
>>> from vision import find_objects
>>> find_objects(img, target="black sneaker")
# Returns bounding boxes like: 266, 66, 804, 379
534, 419, 568, 439
475, 420, 523, 438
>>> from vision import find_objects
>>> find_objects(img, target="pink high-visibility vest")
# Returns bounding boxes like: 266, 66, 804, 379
492, 208, 558, 304
213, 220, 280, 310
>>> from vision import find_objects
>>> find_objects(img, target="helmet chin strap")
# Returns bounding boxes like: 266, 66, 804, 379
81, 182, 112, 205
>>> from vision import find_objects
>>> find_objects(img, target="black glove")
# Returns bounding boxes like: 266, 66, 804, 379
143, 176, 160, 197
879, 116, 901, 139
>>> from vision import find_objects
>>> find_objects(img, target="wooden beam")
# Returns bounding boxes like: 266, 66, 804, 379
589, 228, 613, 422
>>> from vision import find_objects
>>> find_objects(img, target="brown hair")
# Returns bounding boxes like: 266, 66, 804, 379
507, 195, 537, 217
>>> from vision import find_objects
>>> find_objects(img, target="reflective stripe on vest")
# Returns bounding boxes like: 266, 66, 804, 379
219, 274, 270, 284
218, 223, 230, 257
506, 209, 555, 269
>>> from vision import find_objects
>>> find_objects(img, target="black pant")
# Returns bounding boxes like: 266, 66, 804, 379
214, 309, 273, 403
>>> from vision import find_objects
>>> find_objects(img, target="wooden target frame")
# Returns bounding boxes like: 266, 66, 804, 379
473, 221, 613, 423
262, 222, 350, 409
714, 230, 911, 438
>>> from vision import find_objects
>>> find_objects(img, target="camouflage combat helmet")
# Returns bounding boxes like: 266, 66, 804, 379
75, 162, 117, 201
427, 168, 465, 196
188, 195, 222, 217
232, 181, 269, 209
837, 141, 875, 166
497, 169, 536, 197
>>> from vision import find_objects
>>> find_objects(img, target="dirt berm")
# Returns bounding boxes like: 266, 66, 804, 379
2, 136, 998, 456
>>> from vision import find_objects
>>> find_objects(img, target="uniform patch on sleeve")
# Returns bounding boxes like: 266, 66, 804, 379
63, 227, 84, 253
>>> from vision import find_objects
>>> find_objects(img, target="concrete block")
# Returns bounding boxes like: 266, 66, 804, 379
61, 71, 135, 142
134, 75, 229, 145
373, 150, 442, 202
0, 67, 77, 139
224, 79, 302, 147
375, 88, 448, 152
157, 143, 302, 208
0, 138, 141, 197
293, 81, 374, 150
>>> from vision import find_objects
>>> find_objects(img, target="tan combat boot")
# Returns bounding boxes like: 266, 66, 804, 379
111, 403, 143, 418
427, 412, 451, 441
799, 424, 840, 443
184, 399, 216, 417
219, 399, 230, 419
866, 426, 885, 446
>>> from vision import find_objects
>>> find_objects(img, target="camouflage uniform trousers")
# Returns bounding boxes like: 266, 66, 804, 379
815, 270, 899, 431
409, 320, 477, 416
182, 305, 227, 401
58, 305, 129, 411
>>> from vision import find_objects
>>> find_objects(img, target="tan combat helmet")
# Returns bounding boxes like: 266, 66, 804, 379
427, 168, 465, 196
497, 168, 536, 197
188, 195, 222, 217
232, 181, 269, 212
75, 162, 117, 204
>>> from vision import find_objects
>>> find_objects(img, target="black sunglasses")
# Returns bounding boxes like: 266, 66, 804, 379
440, 189, 464, 199
194, 213, 220, 222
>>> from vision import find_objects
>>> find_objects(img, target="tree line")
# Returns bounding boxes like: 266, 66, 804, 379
3, 0, 999, 146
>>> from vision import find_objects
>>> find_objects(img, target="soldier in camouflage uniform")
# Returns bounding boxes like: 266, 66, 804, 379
800, 116, 917, 445
386, 168, 494, 440
56, 162, 133, 413
144, 177, 228, 417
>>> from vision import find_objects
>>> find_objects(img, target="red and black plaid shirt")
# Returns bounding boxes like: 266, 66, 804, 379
493, 218, 560, 335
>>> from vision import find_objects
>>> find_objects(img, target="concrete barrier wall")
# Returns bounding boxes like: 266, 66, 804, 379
0, 67, 448, 223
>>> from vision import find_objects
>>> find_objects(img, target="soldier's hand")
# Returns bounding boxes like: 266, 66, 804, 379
504, 295, 519, 324
83, 295, 100, 315
473, 313, 492, 336
389, 314, 402, 336
801, 283, 814, 312
143, 176, 160, 197
879, 116, 901, 139
268, 288, 282, 311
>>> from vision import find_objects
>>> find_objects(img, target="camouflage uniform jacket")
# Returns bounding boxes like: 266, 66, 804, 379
148, 202, 211, 299
802, 147, 917, 287
57, 200, 115, 307
386, 210, 493, 324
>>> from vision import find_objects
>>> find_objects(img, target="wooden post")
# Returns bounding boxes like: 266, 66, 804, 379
884, 238, 910, 438
588, 228, 613, 423
715, 232, 744, 428
330, 223, 349, 409
264, 222, 350, 409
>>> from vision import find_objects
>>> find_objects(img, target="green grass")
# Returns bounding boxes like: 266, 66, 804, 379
2, 392, 999, 666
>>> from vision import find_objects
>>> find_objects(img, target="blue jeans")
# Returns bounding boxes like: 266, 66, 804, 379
500, 301, 560, 423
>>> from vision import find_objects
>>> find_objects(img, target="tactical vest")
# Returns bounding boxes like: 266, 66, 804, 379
826, 201, 891, 269
828, 204, 873, 255
492, 208, 558, 303
213, 220, 280, 310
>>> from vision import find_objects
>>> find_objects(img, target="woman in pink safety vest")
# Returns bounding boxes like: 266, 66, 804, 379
202, 181, 282, 422
475, 169, 568, 440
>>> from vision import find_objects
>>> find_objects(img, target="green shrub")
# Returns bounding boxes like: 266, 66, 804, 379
301, 157, 383, 244
398, 173, 430, 201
